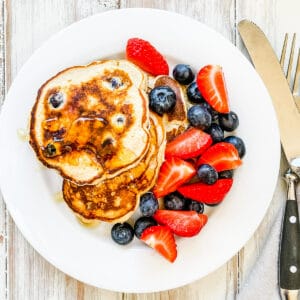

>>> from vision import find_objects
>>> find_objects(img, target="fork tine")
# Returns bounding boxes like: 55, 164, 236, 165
280, 33, 288, 69
293, 48, 300, 95
280, 33, 300, 111
287, 33, 296, 84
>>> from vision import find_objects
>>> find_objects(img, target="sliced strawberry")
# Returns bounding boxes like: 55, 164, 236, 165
154, 210, 208, 237
197, 142, 242, 172
126, 38, 169, 76
140, 225, 177, 263
153, 157, 196, 198
197, 65, 230, 113
165, 127, 212, 159
177, 179, 233, 205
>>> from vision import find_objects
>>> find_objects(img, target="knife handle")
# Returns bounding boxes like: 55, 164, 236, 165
280, 171, 300, 295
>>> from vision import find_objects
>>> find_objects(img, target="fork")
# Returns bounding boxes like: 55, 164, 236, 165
280, 33, 300, 106
279, 35, 300, 300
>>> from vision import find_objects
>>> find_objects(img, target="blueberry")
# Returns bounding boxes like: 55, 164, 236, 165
111, 222, 134, 245
224, 136, 246, 158
110, 77, 123, 89
164, 192, 188, 210
149, 86, 176, 116
134, 216, 157, 239
219, 169, 234, 179
52, 128, 66, 142
207, 123, 224, 143
139, 192, 158, 217
44, 143, 56, 157
187, 105, 212, 130
205, 203, 220, 207
199, 102, 219, 122
49, 92, 64, 108
197, 164, 218, 185
219, 111, 239, 131
173, 64, 195, 85
186, 199, 204, 213
186, 82, 204, 103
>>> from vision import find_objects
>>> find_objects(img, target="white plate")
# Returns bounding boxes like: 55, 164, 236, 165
0, 8, 280, 293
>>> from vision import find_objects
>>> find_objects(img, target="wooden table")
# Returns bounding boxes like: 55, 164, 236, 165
0, 0, 299, 299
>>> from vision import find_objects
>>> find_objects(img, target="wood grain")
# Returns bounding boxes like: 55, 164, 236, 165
120, 3, 236, 299
234, 3, 300, 299
0, 0, 289, 299
0, 0, 7, 299
120, 0, 235, 40
235, 0, 281, 287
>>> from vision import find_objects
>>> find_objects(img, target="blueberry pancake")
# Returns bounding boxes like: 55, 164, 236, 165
62, 114, 165, 222
30, 60, 150, 184
153, 75, 189, 142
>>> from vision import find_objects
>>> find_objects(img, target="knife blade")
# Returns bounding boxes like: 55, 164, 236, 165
238, 20, 300, 162
238, 20, 300, 299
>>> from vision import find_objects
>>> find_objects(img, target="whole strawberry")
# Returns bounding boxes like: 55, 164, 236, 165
126, 38, 169, 76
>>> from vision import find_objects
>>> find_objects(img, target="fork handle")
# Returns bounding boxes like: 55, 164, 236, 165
279, 171, 300, 297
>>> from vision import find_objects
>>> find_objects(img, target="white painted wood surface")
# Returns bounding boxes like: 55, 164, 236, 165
0, 0, 299, 299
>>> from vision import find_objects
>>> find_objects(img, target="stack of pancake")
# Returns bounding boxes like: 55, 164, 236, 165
30, 59, 188, 223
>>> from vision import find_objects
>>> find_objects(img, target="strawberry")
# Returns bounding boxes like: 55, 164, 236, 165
197, 142, 242, 172
197, 65, 230, 113
126, 38, 169, 76
165, 127, 212, 159
177, 179, 233, 205
140, 225, 177, 263
153, 157, 196, 198
154, 210, 208, 237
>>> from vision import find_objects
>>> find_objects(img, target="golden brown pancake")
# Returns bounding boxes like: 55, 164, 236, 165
30, 61, 187, 224
62, 114, 165, 222
30, 60, 150, 184
154, 76, 189, 142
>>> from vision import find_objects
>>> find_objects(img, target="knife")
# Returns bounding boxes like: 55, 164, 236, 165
238, 20, 300, 299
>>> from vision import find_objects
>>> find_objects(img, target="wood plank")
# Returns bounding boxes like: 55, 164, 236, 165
5, 1, 120, 299
235, 0, 283, 297
235, 0, 278, 63
120, 0, 235, 40
5, 1, 77, 296
236, 0, 300, 299
120, 1, 237, 299
0, 0, 7, 298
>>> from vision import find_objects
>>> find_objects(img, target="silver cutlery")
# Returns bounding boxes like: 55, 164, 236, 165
238, 20, 300, 300
280, 33, 300, 108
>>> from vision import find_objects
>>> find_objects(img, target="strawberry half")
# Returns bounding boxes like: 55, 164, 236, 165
165, 127, 212, 159
178, 179, 233, 205
153, 157, 196, 198
197, 142, 242, 172
197, 65, 230, 113
154, 210, 208, 237
140, 225, 177, 263
126, 38, 169, 76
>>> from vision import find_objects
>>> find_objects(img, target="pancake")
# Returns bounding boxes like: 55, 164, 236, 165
62, 114, 166, 222
128, 112, 166, 194
30, 60, 150, 184
154, 76, 189, 142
